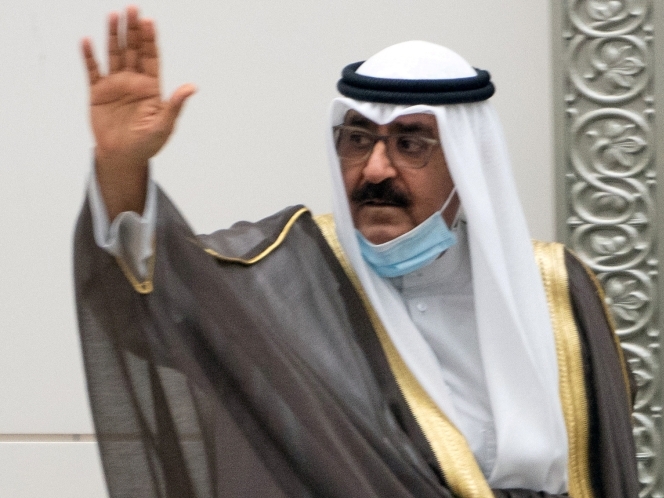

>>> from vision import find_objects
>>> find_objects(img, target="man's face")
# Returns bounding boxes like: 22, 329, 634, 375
339, 110, 457, 244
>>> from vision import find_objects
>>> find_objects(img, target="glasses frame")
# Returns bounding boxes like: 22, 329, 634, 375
333, 124, 440, 170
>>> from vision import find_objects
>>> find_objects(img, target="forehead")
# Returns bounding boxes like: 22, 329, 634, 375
343, 109, 439, 134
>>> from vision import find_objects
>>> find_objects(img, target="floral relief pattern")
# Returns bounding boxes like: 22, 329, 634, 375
570, 0, 649, 36
601, 271, 654, 335
569, 36, 650, 103
592, 41, 646, 88
592, 232, 632, 260
586, 0, 643, 28
586, 119, 647, 170
561, 0, 659, 495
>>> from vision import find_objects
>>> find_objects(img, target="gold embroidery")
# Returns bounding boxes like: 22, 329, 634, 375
569, 252, 633, 411
118, 207, 308, 294
205, 207, 310, 264
533, 241, 593, 498
115, 240, 155, 295
314, 213, 492, 498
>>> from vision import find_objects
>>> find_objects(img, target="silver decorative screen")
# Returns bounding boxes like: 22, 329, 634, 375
552, 1, 662, 496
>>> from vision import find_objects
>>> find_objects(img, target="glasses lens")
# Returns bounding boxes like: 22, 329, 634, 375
391, 135, 433, 169
335, 128, 375, 161
395, 136, 429, 157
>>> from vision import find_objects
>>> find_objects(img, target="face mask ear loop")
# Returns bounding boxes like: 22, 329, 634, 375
450, 206, 464, 230
440, 186, 459, 228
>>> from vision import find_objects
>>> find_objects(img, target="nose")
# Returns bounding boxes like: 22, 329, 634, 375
361, 140, 398, 183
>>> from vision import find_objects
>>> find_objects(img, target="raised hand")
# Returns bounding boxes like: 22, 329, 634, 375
82, 6, 195, 219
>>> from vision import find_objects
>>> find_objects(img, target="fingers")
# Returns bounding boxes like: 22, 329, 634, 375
107, 6, 144, 73
95, 6, 160, 78
81, 38, 101, 85
164, 84, 197, 124
107, 12, 123, 73
139, 19, 159, 78
124, 6, 141, 71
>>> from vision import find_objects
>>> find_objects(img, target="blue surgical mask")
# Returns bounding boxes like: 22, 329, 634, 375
357, 188, 458, 278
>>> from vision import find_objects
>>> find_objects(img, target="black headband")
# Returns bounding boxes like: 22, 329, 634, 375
337, 61, 495, 105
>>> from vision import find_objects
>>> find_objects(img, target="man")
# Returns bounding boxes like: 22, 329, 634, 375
75, 6, 638, 497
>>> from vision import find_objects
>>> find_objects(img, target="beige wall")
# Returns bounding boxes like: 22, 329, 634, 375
0, 1, 552, 495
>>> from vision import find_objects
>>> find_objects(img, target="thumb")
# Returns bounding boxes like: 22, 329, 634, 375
165, 83, 197, 124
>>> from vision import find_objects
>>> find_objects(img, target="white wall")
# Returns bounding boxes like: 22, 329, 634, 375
0, 1, 552, 495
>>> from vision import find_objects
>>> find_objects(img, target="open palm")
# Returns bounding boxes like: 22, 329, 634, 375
81, 6, 195, 218
82, 6, 195, 165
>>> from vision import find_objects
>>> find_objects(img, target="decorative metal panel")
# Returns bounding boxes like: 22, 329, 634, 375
552, 1, 662, 496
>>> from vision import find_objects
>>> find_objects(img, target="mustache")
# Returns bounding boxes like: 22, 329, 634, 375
350, 180, 411, 208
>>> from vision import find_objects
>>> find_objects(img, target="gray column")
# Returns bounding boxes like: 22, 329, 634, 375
552, 1, 663, 496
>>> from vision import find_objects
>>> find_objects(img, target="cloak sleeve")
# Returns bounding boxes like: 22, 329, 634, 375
74, 188, 452, 498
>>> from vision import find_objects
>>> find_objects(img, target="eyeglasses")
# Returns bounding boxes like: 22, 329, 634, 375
333, 125, 440, 170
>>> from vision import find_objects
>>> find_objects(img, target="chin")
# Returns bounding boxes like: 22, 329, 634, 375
353, 206, 413, 244
357, 224, 410, 245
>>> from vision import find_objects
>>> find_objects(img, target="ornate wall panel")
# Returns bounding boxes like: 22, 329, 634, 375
553, 1, 662, 496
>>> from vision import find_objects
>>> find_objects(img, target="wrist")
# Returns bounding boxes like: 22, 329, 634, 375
95, 148, 149, 173
94, 150, 150, 219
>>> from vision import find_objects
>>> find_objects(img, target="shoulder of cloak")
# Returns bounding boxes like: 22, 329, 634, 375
196, 204, 311, 265
532, 240, 639, 498
561, 246, 634, 405
532, 240, 633, 404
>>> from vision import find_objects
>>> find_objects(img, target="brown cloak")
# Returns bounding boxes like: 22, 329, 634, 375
74, 189, 638, 497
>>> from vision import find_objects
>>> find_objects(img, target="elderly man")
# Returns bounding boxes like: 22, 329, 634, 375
75, 6, 638, 498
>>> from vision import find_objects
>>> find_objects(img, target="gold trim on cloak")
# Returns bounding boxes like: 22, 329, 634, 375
115, 242, 156, 295
566, 251, 633, 410
204, 207, 310, 264
533, 241, 593, 498
117, 207, 310, 294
